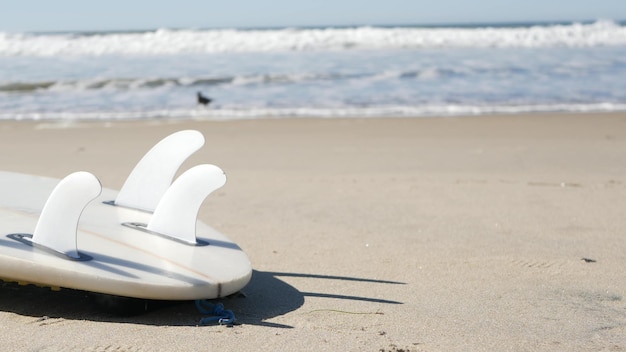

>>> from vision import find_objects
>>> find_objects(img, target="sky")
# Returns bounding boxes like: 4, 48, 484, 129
0, 0, 625, 32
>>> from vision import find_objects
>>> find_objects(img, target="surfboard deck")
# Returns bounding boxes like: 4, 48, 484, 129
0, 131, 252, 301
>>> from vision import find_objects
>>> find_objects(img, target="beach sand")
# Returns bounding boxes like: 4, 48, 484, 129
1, 113, 626, 351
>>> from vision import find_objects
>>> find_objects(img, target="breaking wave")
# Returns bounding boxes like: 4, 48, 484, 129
1, 20, 625, 56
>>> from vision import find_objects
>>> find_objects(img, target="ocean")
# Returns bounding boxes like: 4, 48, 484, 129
1, 19, 625, 121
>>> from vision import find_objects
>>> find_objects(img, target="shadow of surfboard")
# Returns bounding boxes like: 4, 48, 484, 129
0, 270, 404, 328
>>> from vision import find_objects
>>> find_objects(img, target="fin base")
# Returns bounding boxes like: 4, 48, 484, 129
121, 222, 210, 247
7, 233, 93, 261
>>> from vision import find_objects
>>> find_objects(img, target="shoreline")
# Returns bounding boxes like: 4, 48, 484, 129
3, 109, 626, 123
1, 112, 626, 351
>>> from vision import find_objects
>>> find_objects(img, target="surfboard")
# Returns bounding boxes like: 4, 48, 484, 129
0, 130, 252, 301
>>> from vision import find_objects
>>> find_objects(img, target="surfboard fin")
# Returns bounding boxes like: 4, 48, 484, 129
31, 171, 102, 259
144, 164, 226, 245
114, 130, 205, 212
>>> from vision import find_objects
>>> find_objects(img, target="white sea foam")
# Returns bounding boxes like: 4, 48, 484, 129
1, 20, 625, 57
2, 103, 626, 121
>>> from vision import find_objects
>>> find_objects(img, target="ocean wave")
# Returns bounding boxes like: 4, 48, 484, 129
1, 20, 625, 56
0, 62, 596, 93
0, 71, 404, 93
0, 77, 234, 93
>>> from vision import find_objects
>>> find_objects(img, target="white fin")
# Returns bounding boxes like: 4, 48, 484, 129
147, 164, 226, 244
115, 130, 205, 212
32, 172, 102, 259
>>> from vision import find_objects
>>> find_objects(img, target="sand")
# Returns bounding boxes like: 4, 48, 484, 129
1, 113, 626, 351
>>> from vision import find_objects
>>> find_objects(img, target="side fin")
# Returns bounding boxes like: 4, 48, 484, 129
147, 164, 226, 245
115, 130, 205, 212
32, 171, 102, 259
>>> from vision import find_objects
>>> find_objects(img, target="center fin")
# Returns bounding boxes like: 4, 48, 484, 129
115, 130, 205, 212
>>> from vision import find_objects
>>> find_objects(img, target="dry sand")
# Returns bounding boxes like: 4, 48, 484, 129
1, 113, 626, 351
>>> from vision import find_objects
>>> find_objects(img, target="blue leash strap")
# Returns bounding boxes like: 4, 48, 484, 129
195, 300, 236, 326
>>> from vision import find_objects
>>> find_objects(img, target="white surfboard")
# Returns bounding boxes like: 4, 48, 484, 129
0, 131, 252, 301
